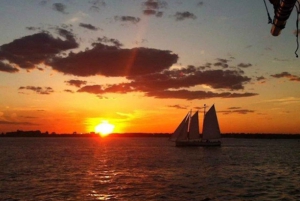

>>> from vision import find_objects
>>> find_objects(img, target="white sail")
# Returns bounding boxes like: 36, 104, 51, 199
170, 112, 189, 141
202, 105, 221, 140
189, 111, 200, 139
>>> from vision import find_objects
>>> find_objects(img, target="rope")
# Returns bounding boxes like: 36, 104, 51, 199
295, 1, 300, 57
263, 0, 273, 24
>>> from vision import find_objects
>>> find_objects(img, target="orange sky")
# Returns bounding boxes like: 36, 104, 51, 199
0, 1, 300, 134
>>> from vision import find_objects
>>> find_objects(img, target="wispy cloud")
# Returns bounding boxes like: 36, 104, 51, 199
19, 86, 54, 95
79, 23, 99, 31
114, 16, 141, 24
142, 0, 167, 17
168, 105, 187, 110
220, 107, 255, 115
65, 80, 87, 87
52, 3, 68, 14
89, 0, 106, 12
174, 11, 197, 21
271, 72, 300, 82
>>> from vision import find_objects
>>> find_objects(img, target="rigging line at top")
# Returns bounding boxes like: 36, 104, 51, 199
263, 0, 273, 24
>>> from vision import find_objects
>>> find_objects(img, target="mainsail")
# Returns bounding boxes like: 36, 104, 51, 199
202, 105, 221, 140
189, 111, 200, 139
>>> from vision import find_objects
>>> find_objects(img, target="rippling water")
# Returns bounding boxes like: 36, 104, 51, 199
0, 137, 300, 201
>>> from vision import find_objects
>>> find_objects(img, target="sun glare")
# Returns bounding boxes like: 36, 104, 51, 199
95, 121, 115, 137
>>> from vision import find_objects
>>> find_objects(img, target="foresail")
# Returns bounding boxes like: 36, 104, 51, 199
189, 111, 200, 139
202, 105, 221, 140
170, 112, 189, 141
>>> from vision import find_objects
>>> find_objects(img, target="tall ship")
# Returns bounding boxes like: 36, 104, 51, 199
170, 104, 221, 147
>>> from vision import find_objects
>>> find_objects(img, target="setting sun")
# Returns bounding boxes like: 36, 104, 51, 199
95, 121, 115, 137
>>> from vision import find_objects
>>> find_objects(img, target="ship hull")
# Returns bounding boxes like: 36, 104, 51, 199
175, 140, 221, 147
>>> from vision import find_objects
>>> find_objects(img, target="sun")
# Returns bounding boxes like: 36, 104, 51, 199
95, 121, 115, 137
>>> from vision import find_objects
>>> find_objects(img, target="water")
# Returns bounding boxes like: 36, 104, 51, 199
0, 137, 300, 201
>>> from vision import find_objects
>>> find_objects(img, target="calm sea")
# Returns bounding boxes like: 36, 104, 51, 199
0, 137, 299, 201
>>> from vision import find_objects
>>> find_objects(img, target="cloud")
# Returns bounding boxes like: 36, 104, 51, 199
79, 23, 99, 31
213, 58, 230, 68
26, 26, 43, 32
89, 0, 106, 12
145, 90, 256, 100
0, 61, 19, 73
168, 105, 187, 110
114, 16, 141, 24
52, 3, 68, 14
77, 66, 257, 100
142, 0, 167, 17
228, 107, 241, 110
19, 86, 54, 95
256, 76, 265, 81
174, 11, 197, 21
197, 2, 204, 7
65, 79, 87, 87
0, 30, 78, 70
64, 89, 74, 93
220, 107, 255, 115
237, 63, 252, 68
48, 41, 178, 77
143, 0, 167, 9
271, 72, 300, 82
143, 9, 157, 16
0, 120, 38, 125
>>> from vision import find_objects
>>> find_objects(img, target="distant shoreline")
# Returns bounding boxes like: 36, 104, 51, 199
1, 130, 300, 139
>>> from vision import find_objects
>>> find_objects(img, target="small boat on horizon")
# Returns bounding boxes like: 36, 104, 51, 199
170, 104, 221, 147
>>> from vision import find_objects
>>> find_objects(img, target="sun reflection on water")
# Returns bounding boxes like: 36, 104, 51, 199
89, 191, 113, 200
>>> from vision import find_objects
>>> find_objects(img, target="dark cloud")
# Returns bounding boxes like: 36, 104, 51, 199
174, 12, 197, 21
237, 63, 252, 68
64, 89, 74, 93
0, 120, 38, 125
0, 30, 78, 70
52, 3, 68, 14
271, 72, 300, 82
78, 84, 256, 100
114, 16, 141, 24
77, 65, 257, 100
79, 23, 98, 31
143, 9, 157, 16
0, 61, 19, 73
142, 0, 167, 17
94, 37, 123, 48
19, 86, 54, 95
146, 90, 256, 100
65, 79, 87, 87
256, 76, 265, 81
89, 0, 106, 12
168, 105, 187, 110
48, 42, 178, 77
143, 0, 167, 9
26, 26, 43, 32
214, 58, 230, 68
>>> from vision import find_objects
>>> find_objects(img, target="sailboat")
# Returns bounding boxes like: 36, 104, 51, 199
170, 104, 221, 147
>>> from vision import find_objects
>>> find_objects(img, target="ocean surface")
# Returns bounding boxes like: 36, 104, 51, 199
0, 137, 300, 201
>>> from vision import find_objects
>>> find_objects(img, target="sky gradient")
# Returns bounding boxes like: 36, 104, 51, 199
0, 0, 300, 134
